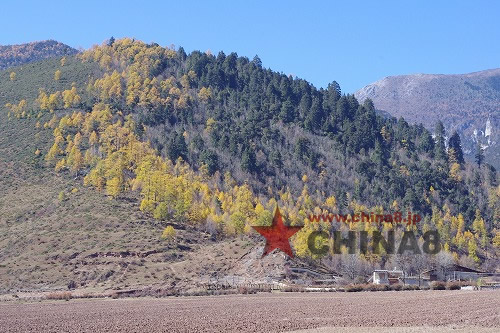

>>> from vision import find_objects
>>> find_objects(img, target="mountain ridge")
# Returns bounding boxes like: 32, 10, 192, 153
355, 68, 500, 167
0, 40, 77, 70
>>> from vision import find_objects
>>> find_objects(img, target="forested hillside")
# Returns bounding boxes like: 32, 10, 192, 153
3, 38, 499, 282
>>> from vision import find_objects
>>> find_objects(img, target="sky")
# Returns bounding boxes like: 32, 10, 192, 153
1, 0, 499, 93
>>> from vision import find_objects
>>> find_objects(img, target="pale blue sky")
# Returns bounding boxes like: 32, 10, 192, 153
1, 0, 499, 93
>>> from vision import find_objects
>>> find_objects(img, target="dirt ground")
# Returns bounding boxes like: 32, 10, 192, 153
0, 290, 498, 333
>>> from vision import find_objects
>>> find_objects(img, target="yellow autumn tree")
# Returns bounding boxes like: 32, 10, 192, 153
62, 87, 81, 108
89, 131, 98, 146
253, 202, 273, 227
37, 90, 49, 110
472, 209, 488, 248
68, 146, 84, 173
106, 176, 122, 198
453, 213, 466, 250
493, 231, 500, 249
449, 162, 462, 182
198, 87, 212, 103
73, 132, 82, 148
468, 237, 480, 263
48, 92, 62, 111
161, 226, 176, 241
55, 158, 66, 172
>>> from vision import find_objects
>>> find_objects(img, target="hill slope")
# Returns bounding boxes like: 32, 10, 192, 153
0, 39, 498, 294
0, 56, 268, 293
0, 40, 77, 70
355, 69, 500, 168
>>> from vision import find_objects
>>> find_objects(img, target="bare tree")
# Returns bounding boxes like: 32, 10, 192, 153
340, 254, 365, 282
388, 253, 413, 285
322, 255, 342, 275
459, 255, 477, 270
412, 254, 432, 286
434, 251, 455, 280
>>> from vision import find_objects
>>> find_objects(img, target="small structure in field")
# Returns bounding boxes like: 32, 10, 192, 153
371, 269, 404, 285
371, 269, 425, 286
371, 264, 487, 286
422, 264, 484, 282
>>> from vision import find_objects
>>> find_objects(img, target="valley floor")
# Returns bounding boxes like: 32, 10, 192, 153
0, 290, 498, 332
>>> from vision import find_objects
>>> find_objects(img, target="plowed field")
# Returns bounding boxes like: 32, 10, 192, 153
1, 290, 498, 332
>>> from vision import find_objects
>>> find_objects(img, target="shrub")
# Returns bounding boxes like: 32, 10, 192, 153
261, 286, 272, 293
237, 286, 249, 294
188, 289, 211, 296
362, 284, 375, 291
46, 291, 72, 301
346, 284, 363, 292
236, 286, 258, 294
447, 282, 461, 290
402, 285, 420, 291
362, 283, 388, 291
282, 286, 304, 292
391, 284, 403, 291
161, 226, 176, 241
431, 281, 446, 290
67, 280, 77, 290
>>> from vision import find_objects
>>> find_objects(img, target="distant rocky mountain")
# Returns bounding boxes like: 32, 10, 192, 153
355, 69, 500, 168
0, 40, 77, 70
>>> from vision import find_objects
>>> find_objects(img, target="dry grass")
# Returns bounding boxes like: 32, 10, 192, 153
45, 291, 72, 301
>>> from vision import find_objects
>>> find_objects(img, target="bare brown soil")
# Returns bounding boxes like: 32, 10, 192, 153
0, 290, 498, 332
